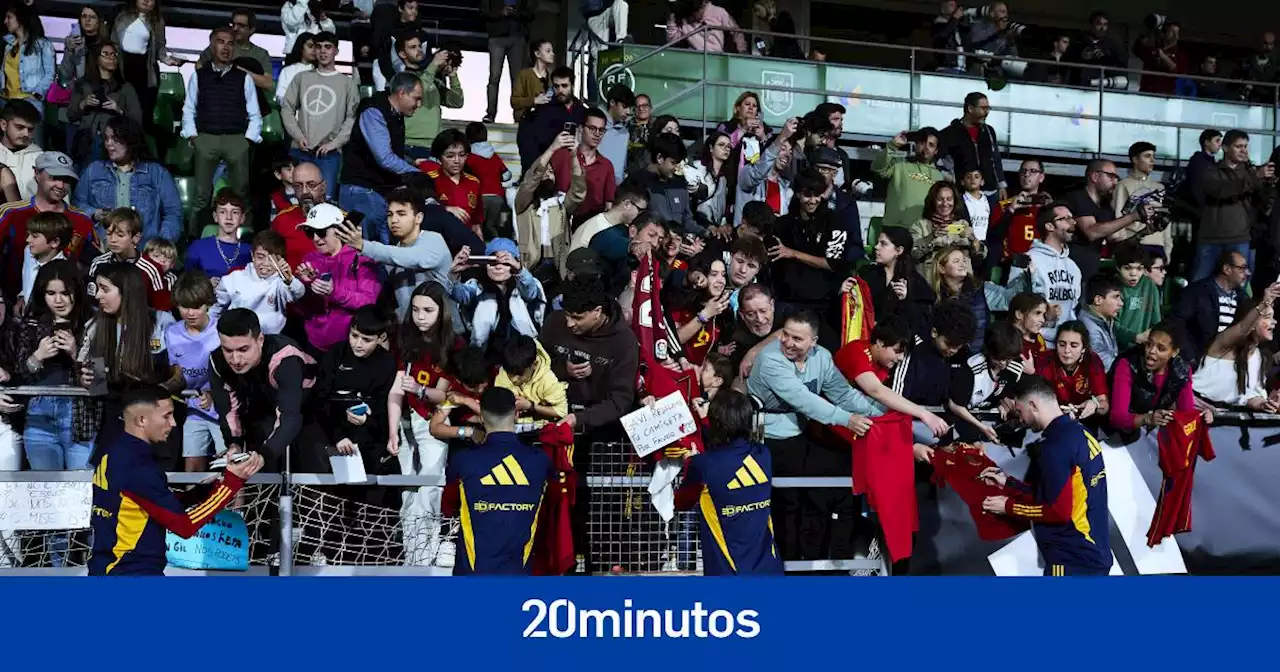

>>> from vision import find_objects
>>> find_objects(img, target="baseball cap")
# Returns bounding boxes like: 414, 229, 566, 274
565, 247, 604, 278
810, 146, 843, 169
485, 237, 519, 257
299, 203, 345, 231
35, 152, 78, 181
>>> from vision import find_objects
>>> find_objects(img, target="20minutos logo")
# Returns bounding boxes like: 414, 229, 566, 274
522, 599, 761, 639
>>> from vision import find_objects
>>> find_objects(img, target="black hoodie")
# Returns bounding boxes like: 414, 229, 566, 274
539, 299, 638, 431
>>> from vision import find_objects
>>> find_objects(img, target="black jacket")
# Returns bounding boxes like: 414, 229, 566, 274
938, 118, 1006, 191
517, 98, 587, 171
341, 93, 406, 195
481, 0, 534, 38
1168, 276, 1247, 363
316, 342, 398, 458
858, 264, 935, 339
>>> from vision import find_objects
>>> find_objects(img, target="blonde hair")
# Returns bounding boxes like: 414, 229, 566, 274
104, 207, 142, 238
143, 237, 177, 260
928, 245, 977, 300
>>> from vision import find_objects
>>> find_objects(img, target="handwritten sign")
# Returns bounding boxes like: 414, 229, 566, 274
166, 509, 250, 571
620, 392, 698, 458
0, 481, 91, 530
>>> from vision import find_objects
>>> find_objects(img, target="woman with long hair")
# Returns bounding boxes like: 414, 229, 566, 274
666, 250, 731, 366
15, 261, 93, 469
910, 181, 986, 261
275, 34, 317, 108
717, 91, 770, 153
80, 263, 182, 454
450, 240, 546, 353
112, 0, 183, 134
857, 227, 934, 337
1008, 291, 1049, 364
386, 281, 460, 566
929, 245, 988, 353
67, 42, 142, 168
57, 6, 108, 85
1193, 288, 1280, 410
2, 4, 56, 121
1109, 320, 1208, 435
688, 130, 733, 230
1035, 321, 1110, 421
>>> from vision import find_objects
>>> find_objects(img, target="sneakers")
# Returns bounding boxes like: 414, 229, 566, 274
482, 115, 495, 123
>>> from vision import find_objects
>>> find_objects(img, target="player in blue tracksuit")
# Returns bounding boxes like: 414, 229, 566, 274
981, 376, 1111, 575
442, 387, 552, 575
89, 387, 265, 576
675, 390, 784, 576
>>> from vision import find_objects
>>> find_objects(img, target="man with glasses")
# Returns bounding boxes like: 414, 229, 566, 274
599, 84, 635, 184
281, 32, 359, 200
272, 162, 329, 269
939, 92, 1007, 201
565, 180, 647, 274
1010, 202, 1082, 345
551, 107, 616, 226
991, 158, 1052, 264
197, 10, 273, 91
1064, 159, 1148, 284
1172, 250, 1251, 362
625, 94, 653, 175
872, 126, 943, 230
1193, 129, 1272, 282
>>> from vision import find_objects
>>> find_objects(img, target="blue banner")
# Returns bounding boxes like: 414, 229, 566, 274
3, 578, 1276, 669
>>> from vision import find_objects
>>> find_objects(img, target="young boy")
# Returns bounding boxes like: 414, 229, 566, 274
166, 271, 227, 471
425, 128, 482, 234
89, 207, 143, 281
726, 235, 768, 313
430, 346, 493, 444
139, 237, 179, 311
959, 168, 999, 242
214, 230, 305, 335
17, 212, 73, 315
186, 189, 253, 282
317, 306, 398, 467
494, 334, 567, 423
1114, 243, 1163, 350
1079, 275, 1124, 370
464, 121, 512, 240
269, 155, 300, 220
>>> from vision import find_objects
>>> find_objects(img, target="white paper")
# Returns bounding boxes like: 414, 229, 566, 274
620, 392, 698, 458
988, 530, 1123, 576
329, 452, 368, 485
1102, 442, 1188, 575
0, 481, 91, 530
648, 458, 684, 522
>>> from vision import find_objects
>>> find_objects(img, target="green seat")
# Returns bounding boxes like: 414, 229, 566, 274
864, 216, 883, 256
152, 104, 175, 134
164, 139, 194, 176
261, 110, 283, 144
359, 84, 373, 99
156, 71, 186, 106
212, 174, 230, 198
174, 176, 196, 208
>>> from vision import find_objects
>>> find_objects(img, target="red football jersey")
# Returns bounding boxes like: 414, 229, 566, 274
1021, 334, 1048, 362
671, 308, 717, 366
930, 442, 1030, 541
0, 200, 100, 297
1036, 351, 1109, 406
425, 168, 483, 227
1148, 411, 1216, 546
270, 205, 312, 271
465, 153, 510, 197
834, 339, 889, 384
999, 201, 1042, 260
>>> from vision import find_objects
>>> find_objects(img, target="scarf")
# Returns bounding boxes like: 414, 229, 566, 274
839, 276, 877, 346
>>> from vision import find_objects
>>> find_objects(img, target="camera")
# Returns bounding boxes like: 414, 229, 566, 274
1089, 76, 1129, 89
1145, 14, 1168, 32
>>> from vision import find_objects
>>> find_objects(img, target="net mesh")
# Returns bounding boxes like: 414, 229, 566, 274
289, 485, 459, 567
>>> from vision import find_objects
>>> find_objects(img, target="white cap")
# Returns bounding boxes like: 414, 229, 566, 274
299, 203, 345, 230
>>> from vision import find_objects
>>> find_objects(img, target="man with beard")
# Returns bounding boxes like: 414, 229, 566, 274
271, 162, 328, 270
1070, 11, 1126, 87
873, 126, 944, 230
938, 92, 1006, 200
727, 283, 787, 382
1240, 32, 1279, 103
517, 66, 586, 171
1064, 159, 1150, 283
0, 100, 41, 200
0, 152, 98, 304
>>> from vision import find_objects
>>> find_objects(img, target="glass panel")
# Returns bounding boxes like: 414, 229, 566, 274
823, 66, 912, 137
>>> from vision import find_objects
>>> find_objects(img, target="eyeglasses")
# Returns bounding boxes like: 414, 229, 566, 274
294, 181, 323, 192
100, 51, 119, 58
1099, 171, 1121, 180
1052, 215, 1076, 224
637, 103, 652, 109
583, 125, 606, 135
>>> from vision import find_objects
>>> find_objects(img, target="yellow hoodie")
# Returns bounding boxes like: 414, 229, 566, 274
495, 341, 568, 420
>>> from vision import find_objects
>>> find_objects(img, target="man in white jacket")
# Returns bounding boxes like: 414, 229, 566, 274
0, 100, 42, 200
1009, 201, 1082, 345
215, 229, 305, 334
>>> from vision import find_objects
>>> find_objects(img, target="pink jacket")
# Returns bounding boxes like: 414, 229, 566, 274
299, 246, 382, 351
665, 3, 747, 53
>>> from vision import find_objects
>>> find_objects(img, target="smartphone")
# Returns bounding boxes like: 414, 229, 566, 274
1011, 253, 1032, 269
231, 453, 252, 464
319, 272, 332, 282
468, 254, 499, 264
568, 351, 590, 366
563, 122, 579, 135
348, 402, 371, 417
945, 223, 966, 236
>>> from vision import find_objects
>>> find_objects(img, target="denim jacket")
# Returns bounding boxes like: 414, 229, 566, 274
72, 160, 184, 245
0, 35, 56, 101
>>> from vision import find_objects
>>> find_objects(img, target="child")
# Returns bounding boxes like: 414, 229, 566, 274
494, 333, 567, 423
269, 155, 300, 220
1079, 274, 1124, 370
425, 128, 482, 235
726, 235, 767, 313
317, 306, 398, 468
138, 237, 178, 311
464, 121, 512, 240
1146, 253, 1167, 293
165, 271, 227, 471
1114, 243, 1163, 351
186, 188, 253, 283
88, 207, 142, 286
450, 238, 546, 351
691, 351, 733, 418
959, 168, 1000, 243
214, 230, 305, 335
17, 212, 74, 316
1008, 292, 1049, 366
430, 345, 493, 444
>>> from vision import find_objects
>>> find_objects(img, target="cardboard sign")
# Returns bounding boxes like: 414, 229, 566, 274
166, 509, 250, 571
620, 392, 698, 458
0, 481, 91, 530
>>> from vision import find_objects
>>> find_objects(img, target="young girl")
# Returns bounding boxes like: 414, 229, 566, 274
667, 251, 730, 367
16, 261, 92, 470
81, 262, 182, 462
858, 227, 935, 338
387, 281, 459, 566
1035, 321, 1110, 422
930, 246, 989, 354
1009, 292, 1049, 366
688, 130, 733, 231
1193, 288, 1280, 410
450, 239, 546, 353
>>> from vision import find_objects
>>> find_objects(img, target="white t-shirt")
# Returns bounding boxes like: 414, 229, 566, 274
1192, 351, 1265, 406
121, 17, 151, 55
963, 192, 991, 242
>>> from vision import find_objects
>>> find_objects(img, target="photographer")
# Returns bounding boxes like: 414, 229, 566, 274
931, 1, 970, 73
961, 2, 1028, 79
872, 127, 944, 230
1113, 141, 1173, 260
405, 47, 465, 159
1133, 18, 1188, 95
1070, 11, 1126, 88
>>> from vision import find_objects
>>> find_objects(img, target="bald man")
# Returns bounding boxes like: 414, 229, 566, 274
272, 162, 329, 268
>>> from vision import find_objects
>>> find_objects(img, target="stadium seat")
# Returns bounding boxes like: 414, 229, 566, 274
164, 138, 194, 177
174, 176, 195, 208
153, 104, 175, 135
261, 110, 283, 144
157, 71, 186, 106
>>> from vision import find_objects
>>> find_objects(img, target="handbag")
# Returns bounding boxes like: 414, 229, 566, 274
46, 79, 73, 106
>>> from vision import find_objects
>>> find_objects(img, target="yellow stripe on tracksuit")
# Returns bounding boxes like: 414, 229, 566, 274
699, 486, 737, 573
459, 484, 477, 570
104, 495, 149, 575
522, 488, 546, 565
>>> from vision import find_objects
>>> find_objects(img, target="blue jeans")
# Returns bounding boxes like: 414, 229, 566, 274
23, 396, 93, 568
288, 147, 341, 200
1191, 242, 1252, 283
340, 184, 389, 244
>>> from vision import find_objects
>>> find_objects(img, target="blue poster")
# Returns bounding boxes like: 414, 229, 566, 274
165, 509, 249, 571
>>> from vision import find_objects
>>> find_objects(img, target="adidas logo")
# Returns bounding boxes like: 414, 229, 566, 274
727, 455, 768, 489
480, 455, 530, 486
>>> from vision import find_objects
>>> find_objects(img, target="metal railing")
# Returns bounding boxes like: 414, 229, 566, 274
601, 25, 1280, 161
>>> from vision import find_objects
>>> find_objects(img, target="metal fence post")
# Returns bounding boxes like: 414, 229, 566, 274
701, 26, 708, 144
279, 445, 293, 577
1097, 67, 1105, 158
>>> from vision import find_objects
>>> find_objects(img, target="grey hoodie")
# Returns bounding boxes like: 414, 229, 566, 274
1010, 239, 1081, 344
362, 229, 452, 321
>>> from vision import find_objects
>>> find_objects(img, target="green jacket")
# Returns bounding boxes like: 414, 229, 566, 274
405, 63, 464, 148
1116, 276, 1162, 350
871, 148, 944, 230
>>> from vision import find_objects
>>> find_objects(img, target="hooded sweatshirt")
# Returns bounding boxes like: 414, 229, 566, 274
871, 147, 944, 230
1010, 239, 1080, 344
538, 299, 638, 431
298, 246, 383, 351
465, 142, 512, 197
214, 265, 306, 335
0, 142, 41, 200
1116, 276, 1162, 351
495, 340, 569, 419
